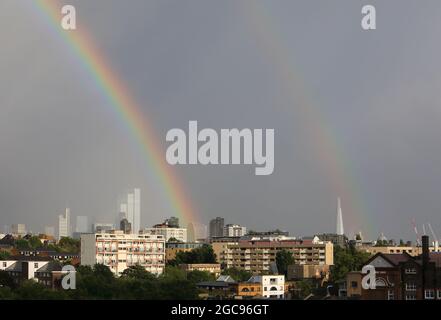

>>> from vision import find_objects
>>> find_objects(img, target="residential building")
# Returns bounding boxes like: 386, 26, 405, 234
344, 235, 441, 300
209, 217, 224, 238
0, 256, 52, 285
143, 224, 187, 242
217, 237, 333, 274
80, 230, 165, 276
223, 224, 247, 237
357, 244, 440, 256
58, 208, 71, 239
247, 275, 286, 299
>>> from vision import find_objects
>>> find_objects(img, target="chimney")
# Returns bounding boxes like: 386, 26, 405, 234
422, 235, 430, 267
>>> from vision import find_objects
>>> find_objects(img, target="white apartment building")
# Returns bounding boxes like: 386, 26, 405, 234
142, 227, 187, 242
80, 231, 165, 276
248, 275, 285, 299
223, 224, 247, 237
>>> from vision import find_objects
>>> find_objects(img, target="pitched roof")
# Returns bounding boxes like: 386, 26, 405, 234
36, 261, 62, 273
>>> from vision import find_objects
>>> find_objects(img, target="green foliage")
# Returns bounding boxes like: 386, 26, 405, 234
57, 237, 80, 253
3, 263, 200, 300
295, 280, 313, 299
187, 270, 215, 284
15, 280, 67, 300
121, 265, 156, 280
15, 239, 30, 250
329, 245, 371, 283
221, 267, 252, 282
170, 244, 216, 265
28, 236, 42, 249
276, 249, 295, 276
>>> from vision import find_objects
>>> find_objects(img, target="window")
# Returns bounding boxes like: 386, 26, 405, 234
388, 290, 395, 300
406, 295, 416, 300
438, 290, 441, 300
34, 263, 38, 268
405, 283, 417, 291
405, 268, 417, 274
2, 262, 6, 268
425, 290, 435, 300
351, 281, 358, 288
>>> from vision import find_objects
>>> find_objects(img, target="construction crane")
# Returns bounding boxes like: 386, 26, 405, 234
428, 223, 439, 251
411, 218, 420, 246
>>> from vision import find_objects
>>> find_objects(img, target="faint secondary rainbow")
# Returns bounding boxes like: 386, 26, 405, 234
33, 0, 198, 226
241, 1, 373, 237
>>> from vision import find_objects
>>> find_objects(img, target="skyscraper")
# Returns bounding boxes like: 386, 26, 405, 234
119, 188, 141, 234
209, 217, 224, 238
58, 208, 71, 239
336, 197, 344, 236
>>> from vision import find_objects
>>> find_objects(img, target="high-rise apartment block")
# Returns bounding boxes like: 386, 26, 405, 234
209, 217, 224, 238
80, 230, 165, 276
215, 236, 333, 274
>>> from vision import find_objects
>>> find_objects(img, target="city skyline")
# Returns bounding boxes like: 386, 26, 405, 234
1, 1, 441, 241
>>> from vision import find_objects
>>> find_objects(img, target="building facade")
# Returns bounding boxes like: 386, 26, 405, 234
218, 237, 333, 274
223, 224, 247, 237
80, 231, 165, 276
209, 217, 224, 238
58, 208, 71, 240
143, 226, 187, 242
344, 236, 441, 300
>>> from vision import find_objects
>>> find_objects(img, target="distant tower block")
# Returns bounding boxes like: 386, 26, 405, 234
336, 197, 344, 235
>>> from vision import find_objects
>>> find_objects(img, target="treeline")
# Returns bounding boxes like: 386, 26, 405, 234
0, 264, 215, 300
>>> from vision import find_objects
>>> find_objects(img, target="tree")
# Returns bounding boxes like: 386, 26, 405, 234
15, 239, 30, 250
187, 270, 215, 284
28, 236, 42, 249
167, 237, 182, 243
221, 267, 252, 282
171, 244, 216, 265
57, 237, 80, 253
276, 249, 294, 276
329, 246, 371, 283
121, 265, 156, 280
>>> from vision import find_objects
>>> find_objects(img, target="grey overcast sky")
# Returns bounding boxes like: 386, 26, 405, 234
1, 0, 441, 241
